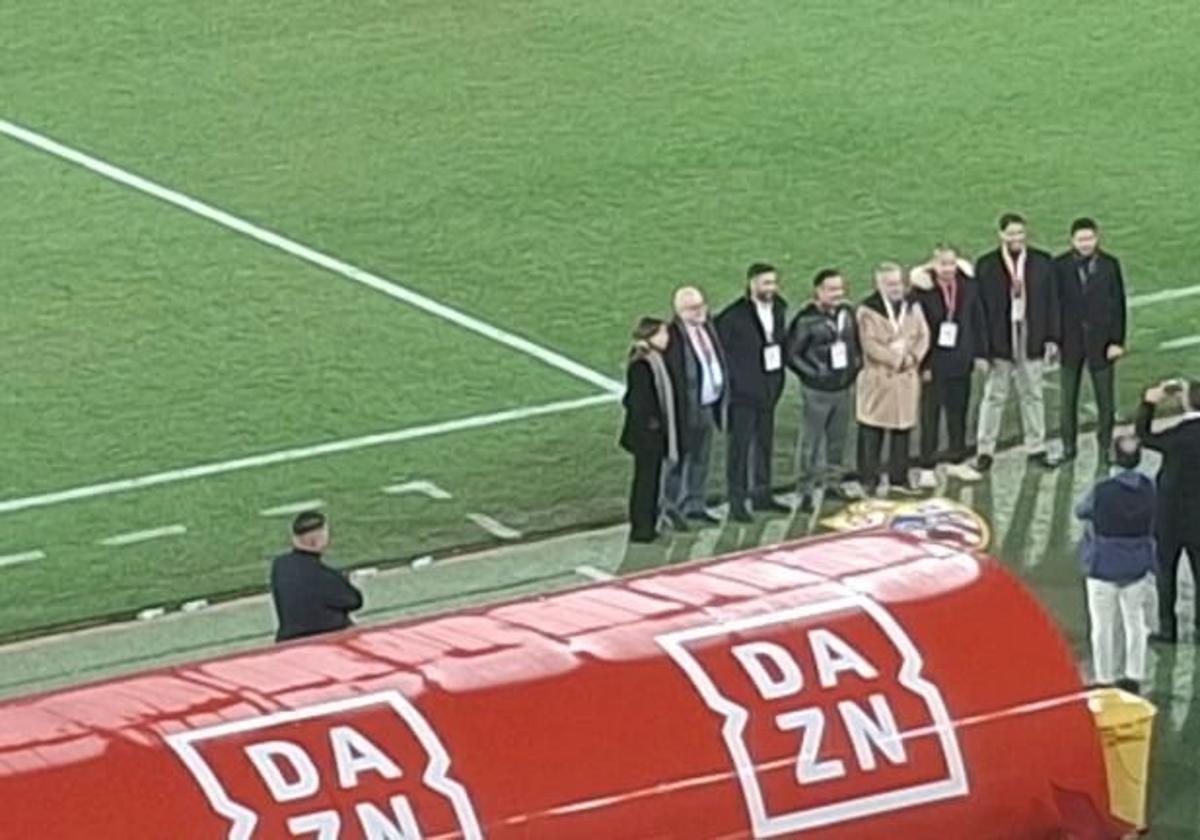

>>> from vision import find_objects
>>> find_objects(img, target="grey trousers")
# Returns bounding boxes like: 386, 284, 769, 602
663, 410, 716, 516
796, 385, 852, 496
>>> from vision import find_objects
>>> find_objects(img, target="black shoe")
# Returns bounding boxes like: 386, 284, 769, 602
1060, 447, 1078, 464
663, 509, 690, 532
975, 454, 994, 472
686, 511, 722, 526
1114, 678, 1141, 695
1027, 452, 1059, 469
629, 530, 659, 544
756, 498, 791, 514
797, 494, 815, 514
1150, 631, 1178, 645
729, 505, 754, 523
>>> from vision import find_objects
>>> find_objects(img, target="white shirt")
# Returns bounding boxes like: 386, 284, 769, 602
754, 299, 775, 342
687, 324, 724, 406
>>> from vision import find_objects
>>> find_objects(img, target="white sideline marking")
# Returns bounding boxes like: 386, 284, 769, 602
382, 480, 452, 500
467, 513, 522, 540
0, 118, 623, 396
1160, 335, 1200, 351
1130, 284, 1200, 307
0, 393, 617, 516
100, 524, 188, 547
259, 499, 324, 517
0, 550, 45, 569
574, 564, 616, 582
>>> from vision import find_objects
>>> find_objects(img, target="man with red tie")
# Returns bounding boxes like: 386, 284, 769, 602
662, 286, 728, 527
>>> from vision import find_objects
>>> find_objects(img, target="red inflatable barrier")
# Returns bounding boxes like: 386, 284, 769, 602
0, 532, 1128, 839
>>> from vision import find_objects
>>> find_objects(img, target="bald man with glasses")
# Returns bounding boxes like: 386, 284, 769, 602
662, 286, 728, 526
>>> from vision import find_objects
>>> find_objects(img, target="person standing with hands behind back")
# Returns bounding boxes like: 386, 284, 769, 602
856, 262, 930, 497
619, 317, 680, 543
717, 263, 790, 522
1055, 217, 1127, 465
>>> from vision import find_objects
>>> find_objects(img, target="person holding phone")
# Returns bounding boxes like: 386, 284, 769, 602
1137, 378, 1200, 643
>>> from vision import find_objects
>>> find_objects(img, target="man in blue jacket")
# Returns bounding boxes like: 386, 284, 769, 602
1075, 436, 1157, 694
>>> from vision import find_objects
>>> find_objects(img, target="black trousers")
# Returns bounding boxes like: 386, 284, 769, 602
1061, 360, 1115, 458
919, 375, 972, 467
628, 449, 664, 541
858, 424, 910, 492
727, 403, 775, 510
1157, 530, 1200, 636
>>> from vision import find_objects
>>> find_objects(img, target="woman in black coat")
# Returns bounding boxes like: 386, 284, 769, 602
619, 317, 680, 542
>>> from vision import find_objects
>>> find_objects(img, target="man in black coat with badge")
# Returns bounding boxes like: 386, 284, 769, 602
1055, 217, 1127, 465
974, 212, 1061, 471
911, 245, 988, 486
716, 262, 789, 522
270, 511, 363, 642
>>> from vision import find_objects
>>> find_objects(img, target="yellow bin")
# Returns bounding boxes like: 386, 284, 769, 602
1088, 688, 1157, 831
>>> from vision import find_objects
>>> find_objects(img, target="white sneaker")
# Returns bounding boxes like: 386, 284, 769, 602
945, 462, 983, 482
917, 469, 938, 490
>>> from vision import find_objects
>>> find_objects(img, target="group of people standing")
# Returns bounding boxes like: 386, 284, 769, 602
619, 212, 1130, 543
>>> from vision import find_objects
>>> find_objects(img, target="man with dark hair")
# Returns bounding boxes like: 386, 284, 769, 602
270, 511, 363, 642
1075, 435, 1156, 694
1137, 379, 1200, 643
974, 213, 1060, 470
786, 268, 862, 512
911, 245, 987, 486
1055, 217, 1127, 464
662, 286, 726, 527
716, 262, 789, 521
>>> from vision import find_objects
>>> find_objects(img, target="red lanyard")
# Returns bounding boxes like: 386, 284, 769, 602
938, 278, 957, 320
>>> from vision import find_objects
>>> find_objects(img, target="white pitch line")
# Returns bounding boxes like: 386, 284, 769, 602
467, 513, 523, 541
0, 550, 45, 569
1130, 284, 1200, 307
0, 393, 617, 516
99, 524, 187, 547
574, 565, 616, 582
0, 118, 623, 397
259, 499, 324, 517
1160, 335, 1200, 351
382, 480, 452, 500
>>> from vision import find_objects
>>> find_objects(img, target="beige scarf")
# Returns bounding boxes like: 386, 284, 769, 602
1000, 247, 1027, 297
633, 345, 679, 463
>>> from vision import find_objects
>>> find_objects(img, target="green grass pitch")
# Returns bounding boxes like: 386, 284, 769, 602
2, 0, 1199, 638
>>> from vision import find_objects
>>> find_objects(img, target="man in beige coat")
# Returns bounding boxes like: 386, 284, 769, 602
856, 262, 931, 496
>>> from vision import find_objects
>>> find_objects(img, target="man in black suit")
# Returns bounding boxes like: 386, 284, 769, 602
1136, 379, 1200, 644
662, 286, 727, 527
1055, 217, 1127, 464
716, 262, 789, 522
911, 245, 988, 486
974, 212, 1060, 471
270, 511, 363, 642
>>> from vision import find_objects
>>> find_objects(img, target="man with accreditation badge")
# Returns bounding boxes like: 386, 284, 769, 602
911, 245, 988, 487
973, 213, 1060, 471
786, 268, 863, 513
717, 262, 791, 522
